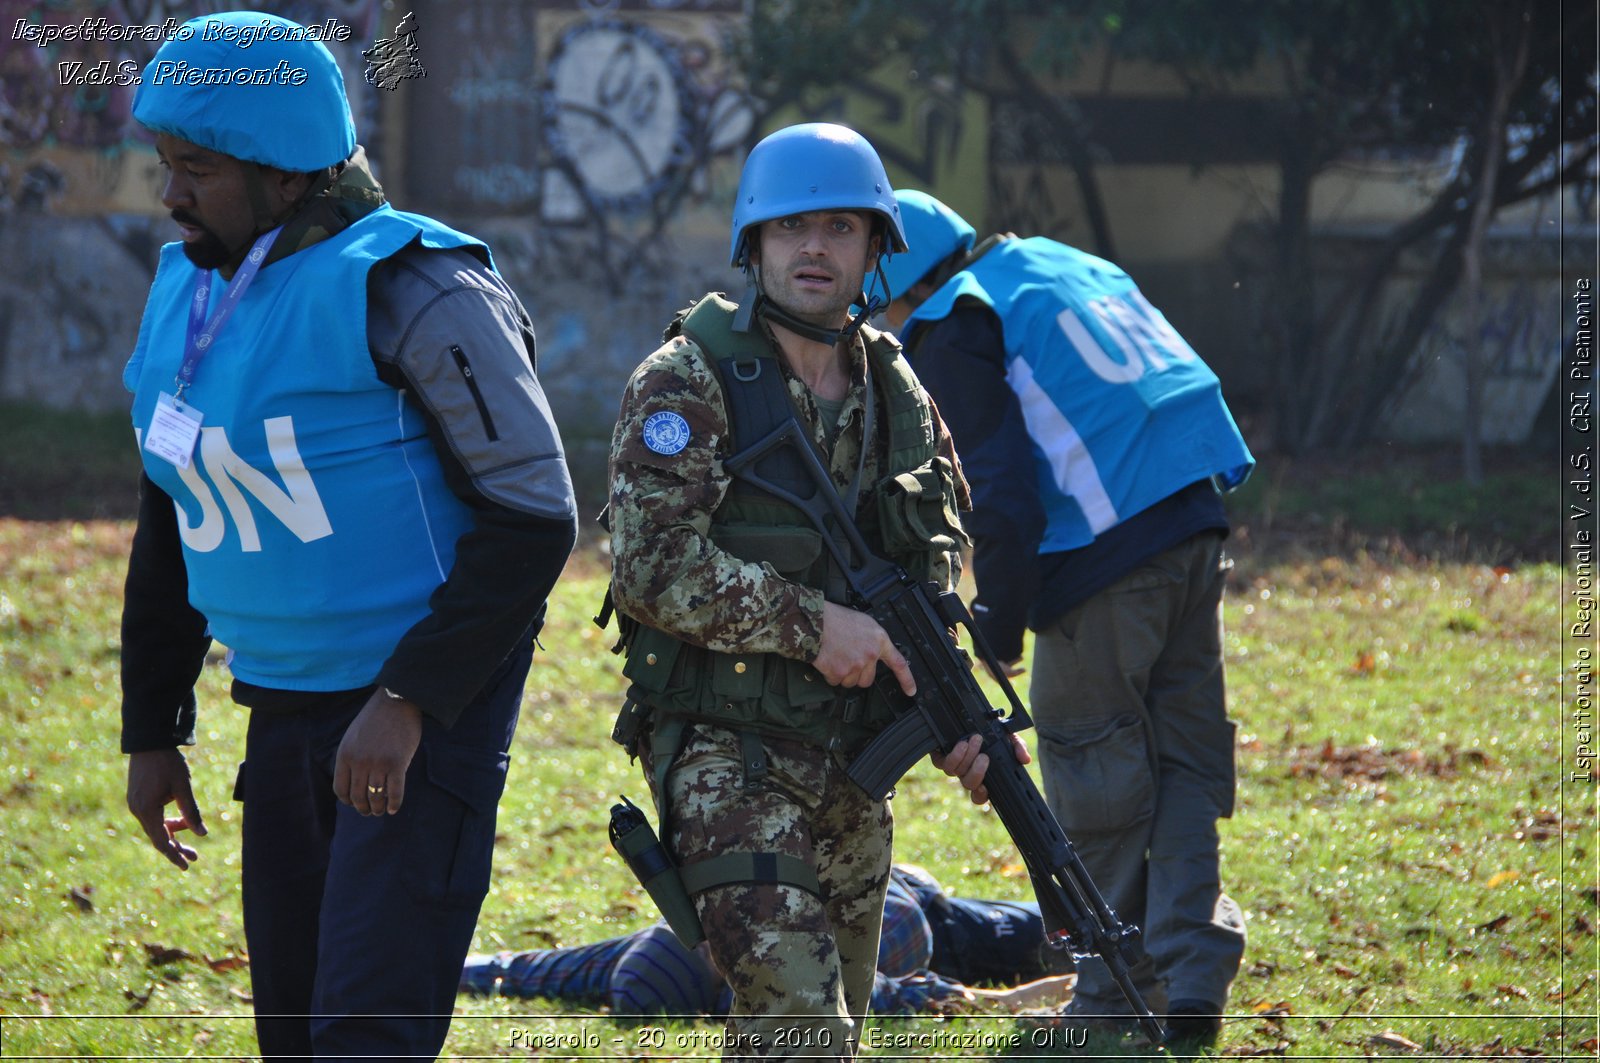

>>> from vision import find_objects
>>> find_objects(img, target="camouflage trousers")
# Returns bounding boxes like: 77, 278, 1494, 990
646, 722, 892, 1060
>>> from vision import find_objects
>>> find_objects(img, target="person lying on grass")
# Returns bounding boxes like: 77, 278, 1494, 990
463, 864, 1075, 1015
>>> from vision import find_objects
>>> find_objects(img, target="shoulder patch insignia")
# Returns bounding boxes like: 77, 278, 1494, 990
642, 410, 691, 455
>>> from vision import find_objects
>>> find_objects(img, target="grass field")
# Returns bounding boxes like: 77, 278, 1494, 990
0, 407, 1593, 1059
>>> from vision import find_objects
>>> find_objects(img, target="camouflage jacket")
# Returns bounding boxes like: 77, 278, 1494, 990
607, 314, 969, 664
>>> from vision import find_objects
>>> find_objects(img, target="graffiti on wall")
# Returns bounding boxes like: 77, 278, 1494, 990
1384, 280, 1564, 445
403, 4, 757, 297
534, 16, 754, 292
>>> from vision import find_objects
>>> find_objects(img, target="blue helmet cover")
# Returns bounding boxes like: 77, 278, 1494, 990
132, 11, 356, 171
729, 123, 908, 268
880, 190, 976, 301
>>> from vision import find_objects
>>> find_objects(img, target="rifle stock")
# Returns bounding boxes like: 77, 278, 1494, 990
724, 419, 1168, 1046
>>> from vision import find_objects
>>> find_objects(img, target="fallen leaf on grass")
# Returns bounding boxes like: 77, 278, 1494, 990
1474, 913, 1512, 933
1351, 651, 1376, 674
143, 942, 195, 966
1546, 972, 1596, 1004
124, 984, 154, 1009
1368, 1032, 1422, 1051
1496, 983, 1530, 999
1289, 742, 1490, 783
28, 991, 52, 1016
1485, 870, 1521, 888
229, 987, 254, 1003
206, 954, 247, 973
1331, 963, 1359, 978
1249, 1001, 1293, 1016
68, 884, 94, 912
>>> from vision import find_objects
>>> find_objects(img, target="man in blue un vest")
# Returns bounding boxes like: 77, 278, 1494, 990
882, 190, 1254, 1051
118, 12, 577, 1059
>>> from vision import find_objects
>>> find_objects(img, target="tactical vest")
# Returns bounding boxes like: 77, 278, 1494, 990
618, 293, 966, 758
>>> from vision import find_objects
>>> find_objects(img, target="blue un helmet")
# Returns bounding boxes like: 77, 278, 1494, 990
132, 11, 356, 171
728, 123, 908, 270
880, 190, 976, 301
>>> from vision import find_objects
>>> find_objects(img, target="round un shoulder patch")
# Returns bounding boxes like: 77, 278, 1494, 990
642, 410, 691, 455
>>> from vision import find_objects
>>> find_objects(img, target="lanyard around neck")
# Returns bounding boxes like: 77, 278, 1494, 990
173, 226, 282, 404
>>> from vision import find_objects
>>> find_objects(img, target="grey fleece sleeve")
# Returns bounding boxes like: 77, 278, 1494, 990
365, 242, 578, 725
368, 243, 576, 520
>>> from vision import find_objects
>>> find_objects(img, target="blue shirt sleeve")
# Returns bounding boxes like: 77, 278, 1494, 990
609, 923, 724, 1015
903, 303, 1045, 661
475, 935, 632, 1004
869, 969, 973, 1014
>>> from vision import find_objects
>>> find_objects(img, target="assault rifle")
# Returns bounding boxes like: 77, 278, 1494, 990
724, 419, 1167, 1047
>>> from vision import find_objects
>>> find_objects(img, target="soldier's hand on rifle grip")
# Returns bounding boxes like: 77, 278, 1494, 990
814, 601, 917, 695
933, 733, 1032, 806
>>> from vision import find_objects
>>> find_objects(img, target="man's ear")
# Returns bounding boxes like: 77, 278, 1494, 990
268, 167, 317, 210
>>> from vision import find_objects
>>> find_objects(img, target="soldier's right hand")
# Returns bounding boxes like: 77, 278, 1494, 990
814, 601, 917, 695
126, 748, 207, 871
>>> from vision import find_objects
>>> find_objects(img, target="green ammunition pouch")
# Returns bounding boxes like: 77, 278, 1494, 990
876, 455, 965, 565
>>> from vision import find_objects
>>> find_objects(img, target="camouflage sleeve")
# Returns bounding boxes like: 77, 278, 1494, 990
929, 394, 971, 593
607, 338, 825, 660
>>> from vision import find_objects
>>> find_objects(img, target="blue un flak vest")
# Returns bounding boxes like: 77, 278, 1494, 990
125, 206, 487, 691
902, 237, 1254, 553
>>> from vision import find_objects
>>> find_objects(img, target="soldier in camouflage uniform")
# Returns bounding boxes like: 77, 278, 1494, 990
606, 124, 1015, 1059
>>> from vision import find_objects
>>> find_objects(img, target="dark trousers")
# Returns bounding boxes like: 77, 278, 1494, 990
1030, 532, 1245, 1016
238, 642, 530, 1061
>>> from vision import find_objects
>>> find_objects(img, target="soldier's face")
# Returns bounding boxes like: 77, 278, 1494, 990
753, 210, 881, 327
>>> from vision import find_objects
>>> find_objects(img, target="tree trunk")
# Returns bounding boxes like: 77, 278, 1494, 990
1457, 5, 1532, 485
994, 41, 1119, 261
1272, 116, 1319, 454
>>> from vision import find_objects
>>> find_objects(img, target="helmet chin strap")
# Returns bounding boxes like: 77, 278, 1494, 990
738, 261, 889, 346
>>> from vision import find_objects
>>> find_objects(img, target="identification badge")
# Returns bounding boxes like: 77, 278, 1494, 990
144, 392, 204, 469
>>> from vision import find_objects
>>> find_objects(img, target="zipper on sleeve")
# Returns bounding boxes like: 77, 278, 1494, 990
450, 345, 499, 441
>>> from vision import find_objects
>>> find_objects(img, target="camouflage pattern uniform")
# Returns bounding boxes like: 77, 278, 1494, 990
608, 317, 967, 1059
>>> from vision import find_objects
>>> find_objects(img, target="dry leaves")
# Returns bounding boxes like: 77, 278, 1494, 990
1289, 739, 1492, 782
142, 942, 195, 967
1368, 1031, 1422, 1052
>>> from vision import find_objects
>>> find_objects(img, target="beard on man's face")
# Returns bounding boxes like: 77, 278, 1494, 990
172, 211, 234, 270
